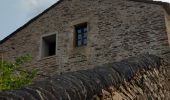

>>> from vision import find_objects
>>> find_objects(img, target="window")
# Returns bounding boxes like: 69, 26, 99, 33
41, 34, 56, 58
75, 23, 88, 47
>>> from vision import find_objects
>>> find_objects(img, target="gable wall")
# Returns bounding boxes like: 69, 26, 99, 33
0, 0, 170, 77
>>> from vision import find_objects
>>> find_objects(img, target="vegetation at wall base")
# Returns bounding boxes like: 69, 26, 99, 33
0, 54, 37, 91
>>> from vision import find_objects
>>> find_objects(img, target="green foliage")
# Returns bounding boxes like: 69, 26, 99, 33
0, 54, 37, 91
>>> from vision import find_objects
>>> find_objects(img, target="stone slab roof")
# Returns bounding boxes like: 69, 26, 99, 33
0, 53, 165, 99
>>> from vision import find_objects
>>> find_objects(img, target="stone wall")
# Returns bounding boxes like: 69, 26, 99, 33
0, 54, 169, 99
0, 0, 170, 77
165, 9, 170, 45
94, 67, 169, 100
164, 10, 170, 78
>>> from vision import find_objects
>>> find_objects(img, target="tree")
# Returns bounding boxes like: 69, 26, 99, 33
0, 54, 37, 91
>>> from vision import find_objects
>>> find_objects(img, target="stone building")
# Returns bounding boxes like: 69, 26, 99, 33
0, 0, 170, 77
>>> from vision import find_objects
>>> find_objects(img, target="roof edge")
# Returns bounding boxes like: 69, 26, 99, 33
128, 0, 170, 14
0, 0, 63, 44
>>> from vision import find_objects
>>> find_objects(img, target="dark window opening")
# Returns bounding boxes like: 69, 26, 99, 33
41, 34, 56, 58
75, 23, 88, 47
48, 42, 56, 56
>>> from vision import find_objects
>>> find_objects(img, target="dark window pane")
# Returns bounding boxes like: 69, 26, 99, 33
83, 32, 87, 38
84, 28, 87, 33
78, 34, 82, 40
83, 38, 87, 45
78, 40, 82, 47
77, 29, 81, 34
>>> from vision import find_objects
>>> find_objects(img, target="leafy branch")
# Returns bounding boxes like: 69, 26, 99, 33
0, 54, 37, 91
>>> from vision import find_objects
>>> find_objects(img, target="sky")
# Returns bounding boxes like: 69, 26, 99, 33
0, 0, 170, 40
0, 0, 58, 40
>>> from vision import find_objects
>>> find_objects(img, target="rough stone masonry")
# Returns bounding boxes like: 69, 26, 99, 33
0, 0, 170, 78
0, 54, 169, 100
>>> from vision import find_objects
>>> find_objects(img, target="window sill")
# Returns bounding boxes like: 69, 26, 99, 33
75, 45, 87, 48
38, 55, 57, 61
71, 46, 87, 54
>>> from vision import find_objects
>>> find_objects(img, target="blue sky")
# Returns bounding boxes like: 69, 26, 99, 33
0, 0, 169, 40
0, 0, 58, 40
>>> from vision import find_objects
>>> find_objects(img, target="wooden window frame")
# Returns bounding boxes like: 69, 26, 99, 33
74, 22, 88, 48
